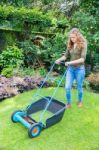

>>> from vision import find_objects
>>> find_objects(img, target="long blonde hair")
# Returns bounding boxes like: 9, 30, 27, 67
67, 28, 87, 50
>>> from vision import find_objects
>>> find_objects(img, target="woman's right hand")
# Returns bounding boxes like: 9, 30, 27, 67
55, 59, 61, 64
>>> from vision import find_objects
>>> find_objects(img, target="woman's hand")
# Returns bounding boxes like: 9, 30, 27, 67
65, 62, 70, 66
55, 59, 61, 64
55, 56, 66, 64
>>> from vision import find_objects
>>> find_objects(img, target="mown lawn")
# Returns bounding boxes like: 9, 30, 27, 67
0, 87, 99, 150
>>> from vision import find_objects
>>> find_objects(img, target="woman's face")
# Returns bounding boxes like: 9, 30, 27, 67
70, 33, 77, 43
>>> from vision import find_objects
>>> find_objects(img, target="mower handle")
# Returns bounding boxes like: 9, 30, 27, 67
55, 61, 65, 66
60, 61, 65, 66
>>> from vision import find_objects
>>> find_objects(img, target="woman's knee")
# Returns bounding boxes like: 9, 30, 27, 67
65, 87, 71, 92
77, 86, 83, 93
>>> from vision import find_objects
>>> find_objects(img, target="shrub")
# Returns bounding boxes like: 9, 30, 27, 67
12, 67, 35, 77
36, 67, 47, 77
0, 45, 24, 77
0, 5, 52, 31
19, 40, 38, 67
87, 73, 99, 91
1, 67, 14, 77
0, 45, 23, 68
47, 75, 65, 87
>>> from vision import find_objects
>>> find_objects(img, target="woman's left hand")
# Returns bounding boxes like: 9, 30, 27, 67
65, 62, 70, 66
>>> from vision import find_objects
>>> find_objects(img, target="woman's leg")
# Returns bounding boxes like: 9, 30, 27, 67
75, 67, 85, 103
65, 67, 75, 105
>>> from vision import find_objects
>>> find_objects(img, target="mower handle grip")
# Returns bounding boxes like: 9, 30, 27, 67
60, 61, 65, 66
55, 61, 65, 66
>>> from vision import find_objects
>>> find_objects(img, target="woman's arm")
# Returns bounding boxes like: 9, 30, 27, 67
66, 58, 84, 66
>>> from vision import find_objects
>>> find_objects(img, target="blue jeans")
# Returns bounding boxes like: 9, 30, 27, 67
65, 65, 85, 104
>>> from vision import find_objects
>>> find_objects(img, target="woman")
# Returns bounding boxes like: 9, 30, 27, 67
55, 28, 87, 108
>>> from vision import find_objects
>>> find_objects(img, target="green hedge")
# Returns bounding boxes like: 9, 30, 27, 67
0, 5, 52, 31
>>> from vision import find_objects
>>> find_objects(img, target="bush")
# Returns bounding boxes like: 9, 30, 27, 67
37, 67, 47, 76
40, 33, 67, 72
87, 73, 99, 91
12, 67, 35, 77
1, 67, 14, 77
0, 5, 52, 31
19, 40, 39, 67
47, 75, 65, 87
0, 45, 23, 68
0, 45, 24, 77
70, 1, 98, 69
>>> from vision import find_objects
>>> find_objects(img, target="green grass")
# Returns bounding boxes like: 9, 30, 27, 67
0, 87, 99, 150
30, 110, 53, 125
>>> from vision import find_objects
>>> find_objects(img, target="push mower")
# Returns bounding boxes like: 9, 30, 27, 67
11, 62, 66, 138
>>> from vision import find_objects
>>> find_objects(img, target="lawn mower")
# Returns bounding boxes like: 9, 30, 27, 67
11, 62, 67, 138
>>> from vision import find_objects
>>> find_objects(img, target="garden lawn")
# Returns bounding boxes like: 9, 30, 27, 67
0, 87, 99, 150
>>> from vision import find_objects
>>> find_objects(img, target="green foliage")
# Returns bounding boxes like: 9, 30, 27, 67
57, 18, 69, 28
80, 0, 98, 66
0, 45, 23, 77
83, 80, 90, 90
19, 40, 40, 66
70, 11, 98, 51
0, 0, 98, 76
0, 45, 24, 68
72, 80, 90, 90
41, 33, 67, 63
11, 66, 47, 77
13, 67, 35, 77
37, 67, 47, 76
48, 75, 65, 87
1, 67, 14, 77
0, 5, 52, 31
69, 3, 98, 66
0, 0, 37, 8
81, 0, 98, 17
3, 32, 17, 47
0, 31, 6, 51
18, 33, 67, 68
42, 0, 53, 5
94, 53, 99, 67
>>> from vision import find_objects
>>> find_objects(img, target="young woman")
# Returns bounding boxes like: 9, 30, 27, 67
55, 28, 87, 108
